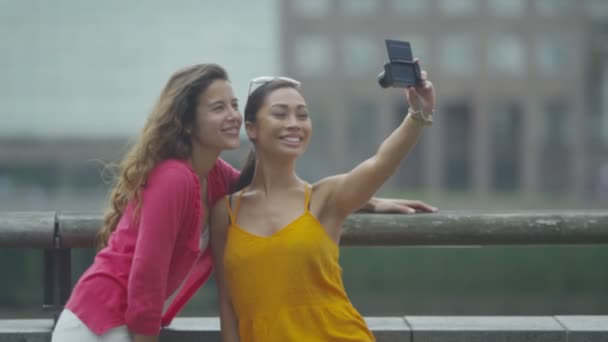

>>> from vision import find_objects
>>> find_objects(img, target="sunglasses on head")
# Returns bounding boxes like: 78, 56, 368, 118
248, 76, 301, 95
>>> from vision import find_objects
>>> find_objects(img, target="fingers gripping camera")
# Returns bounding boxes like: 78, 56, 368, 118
377, 40, 423, 88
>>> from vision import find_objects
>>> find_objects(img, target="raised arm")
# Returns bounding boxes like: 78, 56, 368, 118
324, 66, 435, 220
209, 198, 240, 342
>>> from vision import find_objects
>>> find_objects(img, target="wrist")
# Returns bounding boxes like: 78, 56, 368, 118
357, 198, 377, 213
407, 107, 434, 126
369, 197, 378, 212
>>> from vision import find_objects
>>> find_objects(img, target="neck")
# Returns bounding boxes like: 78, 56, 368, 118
249, 152, 301, 194
189, 143, 220, 178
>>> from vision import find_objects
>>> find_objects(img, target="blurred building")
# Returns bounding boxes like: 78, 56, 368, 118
2, 0, 608, 211
0, 0, 274, 211
280, 0, 608, 199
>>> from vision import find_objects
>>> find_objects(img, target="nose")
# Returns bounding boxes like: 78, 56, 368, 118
228, 106, 242, 122
286, 114, 301, 130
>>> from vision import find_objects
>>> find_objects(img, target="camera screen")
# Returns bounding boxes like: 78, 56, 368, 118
392, 63, 417, 85
386, 40, 413, 62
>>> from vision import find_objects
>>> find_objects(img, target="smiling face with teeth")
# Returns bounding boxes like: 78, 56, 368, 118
246, 86, 312, 159
190, 79, 243, 153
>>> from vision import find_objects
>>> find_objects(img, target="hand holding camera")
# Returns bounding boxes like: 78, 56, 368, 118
377, 40, 422, 88
378, 39, 436, 124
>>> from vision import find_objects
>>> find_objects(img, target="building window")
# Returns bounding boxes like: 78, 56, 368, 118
294, 34, 332, 76
487, 0, 526, 17
490, 101, 522, 191
535, 0, 574, 16
299, 100, 334, 179
440, 33, 475, 76
438, 0, 480, 16
390, 0, 430, 14
291, 0, 331, 17
487, 34, 526, 77
442, 101, 472, 190
602, 66, 608, 144
540, 100, 572, 193
584, 0, 608, 20
342, 37, 379, 77
536, 33, 574, 76
347, 99, 377, 162
339, 0, 377, 15
541, 101, 572, 146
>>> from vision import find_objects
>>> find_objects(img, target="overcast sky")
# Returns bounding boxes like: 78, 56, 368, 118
0, 0, 279, 138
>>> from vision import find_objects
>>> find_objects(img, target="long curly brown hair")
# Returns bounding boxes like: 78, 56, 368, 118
96, 63, 229, 249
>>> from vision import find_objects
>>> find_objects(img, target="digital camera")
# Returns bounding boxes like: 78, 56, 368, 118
377, 39, 422, 88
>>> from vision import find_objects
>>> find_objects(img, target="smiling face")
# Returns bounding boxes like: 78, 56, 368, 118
246, 86, 312, 159
191, 79, 242, 153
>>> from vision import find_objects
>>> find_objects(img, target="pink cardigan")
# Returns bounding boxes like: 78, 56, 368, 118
65, 158, 239, 336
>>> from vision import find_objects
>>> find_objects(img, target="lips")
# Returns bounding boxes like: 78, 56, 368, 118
281, 136, 302, 143
279, 135, 304, 147
222, 127, 240, 135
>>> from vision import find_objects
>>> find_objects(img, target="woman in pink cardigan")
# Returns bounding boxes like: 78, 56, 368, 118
51, 63, 436, 342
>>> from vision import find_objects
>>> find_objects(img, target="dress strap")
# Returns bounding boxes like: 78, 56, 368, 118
225, 189, 246, 225
232, 188, 246, 222
304, 183, 312, 212
225, 196, 235, 225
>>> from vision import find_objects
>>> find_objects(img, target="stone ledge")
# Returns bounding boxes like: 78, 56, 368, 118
1, 316, 607, 342
0, 319, 53, 342
161, 317, 411, 342
405, 316, 566, 342
555, 316, 608, 342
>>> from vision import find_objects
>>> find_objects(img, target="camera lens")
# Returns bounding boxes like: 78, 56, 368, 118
377, 71, 390, 88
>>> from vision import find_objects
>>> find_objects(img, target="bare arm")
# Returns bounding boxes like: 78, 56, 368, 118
324, 66, 436, 221
358, 197, 437, 214
209, 198, 240, 342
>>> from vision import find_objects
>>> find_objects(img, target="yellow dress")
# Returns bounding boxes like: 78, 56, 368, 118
223, 184, 375, 341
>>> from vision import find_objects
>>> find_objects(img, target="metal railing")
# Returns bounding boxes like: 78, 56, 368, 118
1, 210, 607, 321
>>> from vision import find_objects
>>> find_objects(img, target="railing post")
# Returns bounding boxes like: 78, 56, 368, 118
42, 212, 71, 325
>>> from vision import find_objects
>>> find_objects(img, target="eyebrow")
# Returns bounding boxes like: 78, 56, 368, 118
269, 103, 308, 110
208, 98, 238, 107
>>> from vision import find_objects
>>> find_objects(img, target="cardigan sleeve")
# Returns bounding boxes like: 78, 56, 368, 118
159, 158, 237, 326
124, 165, 196, 335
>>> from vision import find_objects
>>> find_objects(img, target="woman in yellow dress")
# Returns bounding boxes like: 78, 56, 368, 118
210, 65, 436, 341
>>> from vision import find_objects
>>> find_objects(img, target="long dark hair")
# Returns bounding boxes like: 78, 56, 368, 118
97, 63, 229, 249
233, 79, 302, 192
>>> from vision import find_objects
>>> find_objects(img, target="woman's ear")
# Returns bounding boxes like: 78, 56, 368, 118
245, 121, 257, 142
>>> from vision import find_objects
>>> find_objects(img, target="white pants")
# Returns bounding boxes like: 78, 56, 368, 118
51, 309, 132, 342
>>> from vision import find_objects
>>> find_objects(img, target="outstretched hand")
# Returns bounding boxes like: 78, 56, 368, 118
359, 197, 438, 214
371, 198, 438, 214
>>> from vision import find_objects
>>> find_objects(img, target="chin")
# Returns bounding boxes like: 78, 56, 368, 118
224, 141, 241, 150
276, 147, 307, 159
223, 136, 242, 148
